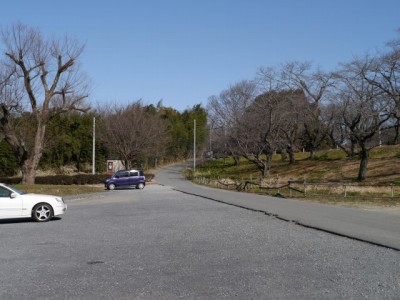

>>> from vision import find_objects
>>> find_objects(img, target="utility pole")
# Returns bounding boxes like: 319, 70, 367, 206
92, 117, 96, 174
193, 119, 196, 171
209, 122, 214, 159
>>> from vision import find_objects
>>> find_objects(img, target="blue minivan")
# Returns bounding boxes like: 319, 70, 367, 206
105, 169, 146, 190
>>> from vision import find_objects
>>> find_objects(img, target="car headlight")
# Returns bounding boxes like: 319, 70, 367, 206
55, 197, 64, 203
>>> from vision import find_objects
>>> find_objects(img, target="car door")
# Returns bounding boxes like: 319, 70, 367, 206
129, 171, 139, 186
116, 171, 130, 187
0, 186, 23, 218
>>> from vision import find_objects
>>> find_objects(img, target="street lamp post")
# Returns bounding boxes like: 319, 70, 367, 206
193, 119, 196, 171
92, 117, 95, 174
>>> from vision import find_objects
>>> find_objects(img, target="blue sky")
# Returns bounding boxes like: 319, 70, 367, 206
1, 0, 399, 111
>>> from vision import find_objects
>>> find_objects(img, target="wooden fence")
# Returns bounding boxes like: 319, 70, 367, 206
192, 177, 400, 200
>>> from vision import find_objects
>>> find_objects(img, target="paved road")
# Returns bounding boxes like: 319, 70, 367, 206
156, 163, 400, 251
0, 169, 399, 299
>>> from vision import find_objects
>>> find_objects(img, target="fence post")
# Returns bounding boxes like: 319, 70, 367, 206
390, 184, 394, 198
343, 185, 347, 198
304, 181, 307, 196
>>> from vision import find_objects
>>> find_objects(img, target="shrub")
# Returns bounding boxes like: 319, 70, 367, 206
0, 141, 19, 177
0, 177, 21, 185
1, 173, 155, 185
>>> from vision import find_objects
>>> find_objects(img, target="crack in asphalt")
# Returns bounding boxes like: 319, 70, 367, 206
173, 188, 400, 252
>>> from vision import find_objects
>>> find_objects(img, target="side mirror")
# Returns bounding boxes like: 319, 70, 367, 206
10, 192, 18, 198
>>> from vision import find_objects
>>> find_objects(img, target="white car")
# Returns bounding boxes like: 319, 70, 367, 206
0, 183, 67, 222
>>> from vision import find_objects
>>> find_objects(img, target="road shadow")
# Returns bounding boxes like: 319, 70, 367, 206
0, 216, 63, 224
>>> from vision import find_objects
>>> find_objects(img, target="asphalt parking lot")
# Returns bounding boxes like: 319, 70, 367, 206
1, 184, 399, 299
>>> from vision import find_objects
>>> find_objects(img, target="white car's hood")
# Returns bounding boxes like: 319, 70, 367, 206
22, 193, 59, 200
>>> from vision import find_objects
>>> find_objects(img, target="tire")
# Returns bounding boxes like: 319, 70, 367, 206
137, 183, 145, 189
108, 183, 116, 190
32, 203, 53, 222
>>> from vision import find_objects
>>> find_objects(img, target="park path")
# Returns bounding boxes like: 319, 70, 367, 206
156, 163, 400, 251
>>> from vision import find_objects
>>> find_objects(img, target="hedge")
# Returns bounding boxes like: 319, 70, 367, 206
0, 173, 155, 185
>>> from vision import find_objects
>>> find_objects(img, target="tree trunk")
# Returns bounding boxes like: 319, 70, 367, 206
76, 158, 81, 172
287, 146, 295, 164
262, 154, 273, 178
233, 155, 240, 166
349, 138, 357, 157
357, 149, 369, 181
309, 148, 317, 160
21, 122, 46, 184
391, 122, 400, 145
124, 159, 130, 169
280, 148, 288, 161
21, 160, 36, 184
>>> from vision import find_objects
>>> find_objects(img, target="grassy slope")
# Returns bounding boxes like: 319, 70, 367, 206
197, 145, 400, 185
192, 146, 400, 206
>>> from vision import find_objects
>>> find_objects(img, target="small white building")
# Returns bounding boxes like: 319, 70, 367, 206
106, 159, 125, 174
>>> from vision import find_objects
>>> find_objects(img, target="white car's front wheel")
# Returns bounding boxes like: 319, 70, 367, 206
32, 203, 53, 222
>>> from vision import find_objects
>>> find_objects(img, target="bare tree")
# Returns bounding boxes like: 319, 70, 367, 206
324, 101, 355, 155
358, 43, 400, 143
333, 60, 391, 181
0, 23, 89, 183
208, 75, 309, 176
277, 90, 309, 163
100, 101, 167, 169
214, 70, 280, 176
234, 90, 288, 177
207, 80, 257, 165
257, 65, 312, 163
278, 62, 334, 159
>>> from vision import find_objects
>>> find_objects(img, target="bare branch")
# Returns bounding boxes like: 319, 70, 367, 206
0, 23, 90, 183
